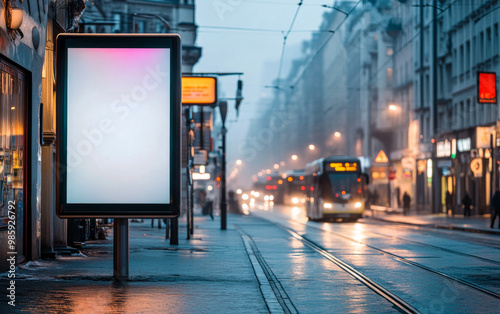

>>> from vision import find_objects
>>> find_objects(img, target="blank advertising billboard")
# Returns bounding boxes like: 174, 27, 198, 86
56, 34, 181, 218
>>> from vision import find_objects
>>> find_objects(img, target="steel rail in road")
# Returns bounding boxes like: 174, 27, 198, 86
284, 220, 500, 300
369, 220, 500, 249
237, 227, 299, 314
365, 229, 500, 266
283, 227, 419, 314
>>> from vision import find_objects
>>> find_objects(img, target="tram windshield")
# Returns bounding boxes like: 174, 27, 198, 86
322, 173, 362, 202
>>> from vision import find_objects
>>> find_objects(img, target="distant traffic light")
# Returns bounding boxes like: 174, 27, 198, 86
235, 79, 243, 116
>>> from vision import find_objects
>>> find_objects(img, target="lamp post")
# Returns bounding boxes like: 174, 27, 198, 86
132, 13, 171, 32
219, 101, 228, 230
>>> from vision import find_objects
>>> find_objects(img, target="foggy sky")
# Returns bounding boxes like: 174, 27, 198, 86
194, 0, 333, 188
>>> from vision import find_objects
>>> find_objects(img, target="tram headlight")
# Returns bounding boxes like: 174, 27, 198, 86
354, 202, 362, 208
292, 197, 299, 204
323, 203, 333, 209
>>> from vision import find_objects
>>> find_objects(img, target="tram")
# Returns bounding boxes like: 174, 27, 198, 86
283, 169, 307, 206
252, 172, 284, 204
305, 155, 369, 221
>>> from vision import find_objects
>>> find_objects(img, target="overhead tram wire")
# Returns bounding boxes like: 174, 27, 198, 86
197, 25, 334, 33
237, 0, 337, 6
288, 0, 455, 94
289, 0, 362, 90
276, 0, 304, 89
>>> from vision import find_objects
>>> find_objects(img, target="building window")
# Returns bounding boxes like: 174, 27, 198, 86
487, 27, 492, 59
452, 49, 457, 77
112, 13, 121, 33
459, 101, 464, 128
494, 24, 499, 56
425, 74, 430, 104
480, 31, 484, 61
387, 67, 393, 87
459, 45, 464, 77
472, 36, 476, 69
465, 41, 470, 74
470, 99, 476, 125
465, 99, 470, 127
478, 102, 483, 125
156, 21, 167, 33
0, 59, 28, 263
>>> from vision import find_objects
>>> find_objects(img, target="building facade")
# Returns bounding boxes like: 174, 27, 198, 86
0, 0, 201, 271
245, 0, 500, 214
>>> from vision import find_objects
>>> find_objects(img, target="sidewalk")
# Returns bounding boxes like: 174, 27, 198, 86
1, 215, 271, 313
367, 208, 500, 235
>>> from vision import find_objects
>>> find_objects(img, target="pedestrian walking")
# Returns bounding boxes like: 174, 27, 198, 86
461, 192, 472, 217
490, 189, 500, 229
402, 192, 411, 215
446, 191, 454, 216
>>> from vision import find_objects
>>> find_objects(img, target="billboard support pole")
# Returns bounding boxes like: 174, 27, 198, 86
113, 218, 129, 280
170, 217, 178, 245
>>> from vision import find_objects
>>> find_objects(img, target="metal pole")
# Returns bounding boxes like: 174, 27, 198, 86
113, 218, 129, 280
432, 0, 439, 213
491, 134, 495, 197
221, 124, 227, 230
165, 219, 169, 239
190, 180, 194, 235
170, 217, 178, 245
185, 107, 192, 240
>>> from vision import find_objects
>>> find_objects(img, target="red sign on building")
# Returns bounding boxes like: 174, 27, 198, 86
477, 72, 497, 104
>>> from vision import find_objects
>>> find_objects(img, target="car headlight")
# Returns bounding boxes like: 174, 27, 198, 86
323, 203, 333, 209
292, 197, 299, 204
354, 202, 362, 208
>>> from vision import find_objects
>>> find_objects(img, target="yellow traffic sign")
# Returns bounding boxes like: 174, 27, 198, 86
374, 150, 389, 163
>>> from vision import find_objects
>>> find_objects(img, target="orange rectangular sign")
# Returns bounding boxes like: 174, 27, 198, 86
182, 76, 217, 105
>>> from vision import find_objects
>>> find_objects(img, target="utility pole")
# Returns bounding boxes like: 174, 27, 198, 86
219, 101, 228, 230
432, 0, 439, 214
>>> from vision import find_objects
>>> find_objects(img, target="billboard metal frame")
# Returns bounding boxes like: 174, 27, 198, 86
56, 34, 181, 218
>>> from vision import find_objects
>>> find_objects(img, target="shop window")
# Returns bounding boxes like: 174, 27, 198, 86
0, 60, 27, 262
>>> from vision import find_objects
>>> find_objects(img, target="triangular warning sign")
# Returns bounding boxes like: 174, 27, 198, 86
374, 150, 389, 163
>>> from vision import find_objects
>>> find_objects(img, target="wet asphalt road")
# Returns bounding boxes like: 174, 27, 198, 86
246, 203, 500, 313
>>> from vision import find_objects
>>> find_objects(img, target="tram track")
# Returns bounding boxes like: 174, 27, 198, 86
237, 223, 417, 314
247, 207, 500, 312
367, 219, 500, 249
284, 228, 420, 314
237, 227, 299, 314
281, 220, 500, 300
365, 229, 500, 266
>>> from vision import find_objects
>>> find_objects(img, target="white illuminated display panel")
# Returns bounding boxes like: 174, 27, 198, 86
66, 48, 171, 204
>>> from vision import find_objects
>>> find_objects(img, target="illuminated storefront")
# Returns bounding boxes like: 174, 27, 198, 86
435, 126, 495, 215
0, 58, 28, 265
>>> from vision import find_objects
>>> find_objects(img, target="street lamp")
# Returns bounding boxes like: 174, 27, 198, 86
334, 131, 341, 138
309, 144, 315, 151
291, 154, 298, 161
388, 104, 399, 112
236, 159, 242, 166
